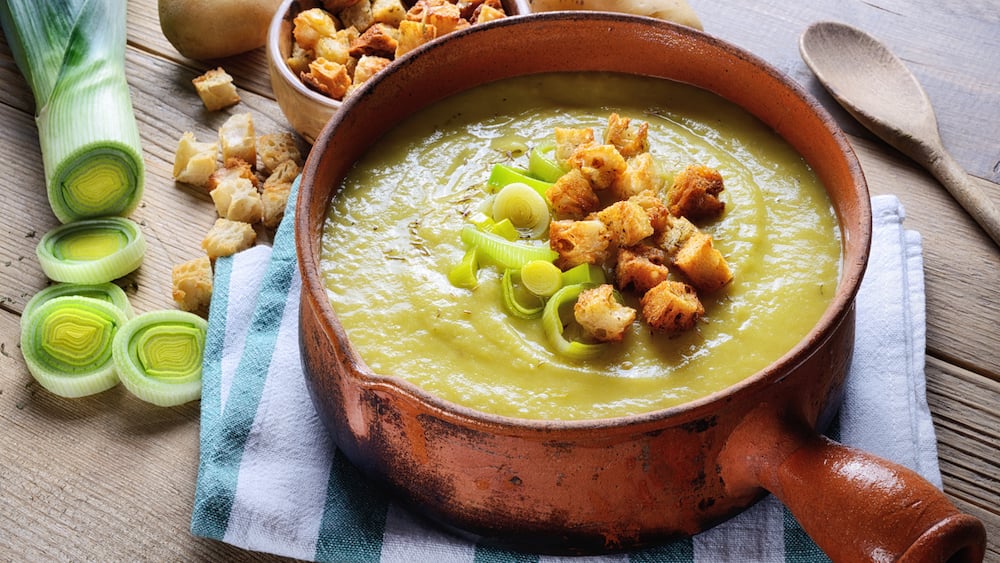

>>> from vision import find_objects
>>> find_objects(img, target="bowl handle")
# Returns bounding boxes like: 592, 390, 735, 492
718, 404, 986, 562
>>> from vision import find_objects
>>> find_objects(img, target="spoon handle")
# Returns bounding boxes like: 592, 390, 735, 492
922, 147, 1000, 249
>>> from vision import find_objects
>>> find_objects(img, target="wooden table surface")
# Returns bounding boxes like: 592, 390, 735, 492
1, 0, 997, 560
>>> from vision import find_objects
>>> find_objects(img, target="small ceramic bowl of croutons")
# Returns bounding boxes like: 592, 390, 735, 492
267, 0, 527, 143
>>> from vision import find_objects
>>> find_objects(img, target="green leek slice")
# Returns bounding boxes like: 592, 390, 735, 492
448, 247, 479, 289
460, 224, 558, 270
542, 284, 607, 360
492, 182, 550, 239
112, 310, 208, 407
36, 217, 146, 283
24, 281, 134, 319
0, 0, 145, 223
20, 295, 128, 398
488, 218, 520, 241
487, 164, 554, 198
520, 259, 563, 297
561, 263, 607, 286
528, 143, 566, 183
501, 268, 545, 319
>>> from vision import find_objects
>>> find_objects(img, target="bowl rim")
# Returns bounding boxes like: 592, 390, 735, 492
296, 11, 873, 432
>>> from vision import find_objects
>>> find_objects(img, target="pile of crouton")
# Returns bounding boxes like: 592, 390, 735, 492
546, 113, 733, 343
288, 0, 508, 101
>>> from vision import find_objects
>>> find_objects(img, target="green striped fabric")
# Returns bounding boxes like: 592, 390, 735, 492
190, 188, 935, 562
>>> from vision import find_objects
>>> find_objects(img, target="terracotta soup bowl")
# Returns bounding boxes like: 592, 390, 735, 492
295, 12, 986, 562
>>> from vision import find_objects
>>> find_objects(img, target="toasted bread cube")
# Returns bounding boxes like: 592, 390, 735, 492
219, 112, 256, 168
610, 152, 662, 201
554, 127, 595, 165
202, 218, 256, 259
262, 182, 293, 228
549, 219, 612, 269
315, 33, 352, 65
568, 144, 628, 191
472, 3, 506, 23
264, 159, 301, 191
350, 23, 398, 58
353, 55, 392, 86
547, 168, 600, 220
192, 67, 240, 111
604, 113, 649, 159
395, 20, 437, 58
210, 177, 263, 224
407, 0, 469, 35
655, 214, 698, 256
596, 200, 654, 247
616, 246, 670, 294
673, 231, 733, 292
641, 280, 704, 331
667, 164, 725, 220
293, 7, 339, 50
574, 284, 636, 343
171, 255, 213, 313
206, 157, 259, 193
627, 189, 670, 233
340, 0, 375, 33
285, 42, 315, 76
257, 132, 302, 174
372, 0, 406, 26
172, 132, 218, 188
301, 57, 352, 99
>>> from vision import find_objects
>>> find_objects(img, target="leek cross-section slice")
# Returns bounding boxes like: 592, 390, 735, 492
460, 224, 558, 270
542, 284, 608, 360
37, 216, 146, 283
112, 310, 208, 407
24, 281, 134, 319
20, 295, 129, 398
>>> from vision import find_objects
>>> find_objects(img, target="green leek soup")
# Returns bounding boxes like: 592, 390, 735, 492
320, 73, 841, 421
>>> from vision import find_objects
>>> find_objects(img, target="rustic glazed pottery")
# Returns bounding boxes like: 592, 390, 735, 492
294, 13, 986, 562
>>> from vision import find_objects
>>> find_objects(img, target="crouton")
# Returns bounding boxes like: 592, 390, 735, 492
192, 67, 240, 111
596, 200, 654, 247
257, 132, 302, 174
568, 144, 627, 190
285, 42, 314, 76
654, 213, 698, 256
673, 231, 733, 292
395, 20, 437, 58
206, 158, 258, 193
293, 8, 339, 51
352, 54, 392, 86
604, 113, 649, 159
171, 255, 213, 313
641, 280, 704, 331
667, 164, 726, 220
628, 189, 670, 232
219, 112, 256, 168
172, 132, 218, 188
372, 0, 407, 26
472, 3, 506, 23
457, 0, 501, 19
202, 218, 256, 259
263, 160, 301, 191
610, 152, 662, 201
573, 284, 636, 343
301, 57, 352, 99
262, 182, 293, 228
616, 246, 670, 294
210, 177, 263, 224
350, 22, 399, 58
406, 0, 468, 35
554, 127, 595, 164
315, 33, 352, 65
547, 168, 600, 219
340, 0, 375, 33
549, 219, 612, 269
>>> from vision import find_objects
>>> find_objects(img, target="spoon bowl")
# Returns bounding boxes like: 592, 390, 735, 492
800, 21, 1000, 248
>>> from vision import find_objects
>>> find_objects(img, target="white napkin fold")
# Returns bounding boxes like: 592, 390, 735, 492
191, 190, 938, 562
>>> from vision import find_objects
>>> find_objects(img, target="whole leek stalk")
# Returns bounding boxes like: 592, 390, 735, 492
0, 0, 145, 223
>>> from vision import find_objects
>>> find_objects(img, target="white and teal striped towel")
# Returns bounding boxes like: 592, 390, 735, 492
191, 186, 939, 562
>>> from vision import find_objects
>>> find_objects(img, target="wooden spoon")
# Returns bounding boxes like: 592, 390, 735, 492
800, 21, 1000, 248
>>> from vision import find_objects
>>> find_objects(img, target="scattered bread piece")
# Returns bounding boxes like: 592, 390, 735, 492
210, 177, 263, 224
219, 113, 256, 168
171, 255, 213, 313
192, 67, 240, 111
172, 132, 218, 188
206, 158, 259, 193
258, 132, 302, 174
574, 283, 636, 343
202, 218, 257, 259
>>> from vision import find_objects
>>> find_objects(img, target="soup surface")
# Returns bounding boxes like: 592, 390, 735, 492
320, 73, 841, 421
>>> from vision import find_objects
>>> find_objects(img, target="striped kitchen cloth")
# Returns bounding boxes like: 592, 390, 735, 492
191, 184, 939, 562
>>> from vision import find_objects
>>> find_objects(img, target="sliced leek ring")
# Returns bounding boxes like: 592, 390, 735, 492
36, 216, 146, 283
542, 283, 607, 360
492, 182, 550, 239
20, 295, 129, 398
24, 282, 134, 319
112, 310, 207, 407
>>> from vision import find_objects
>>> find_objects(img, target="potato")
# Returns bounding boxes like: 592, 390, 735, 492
158, 0, 285, 59
526, 0, 702, 30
